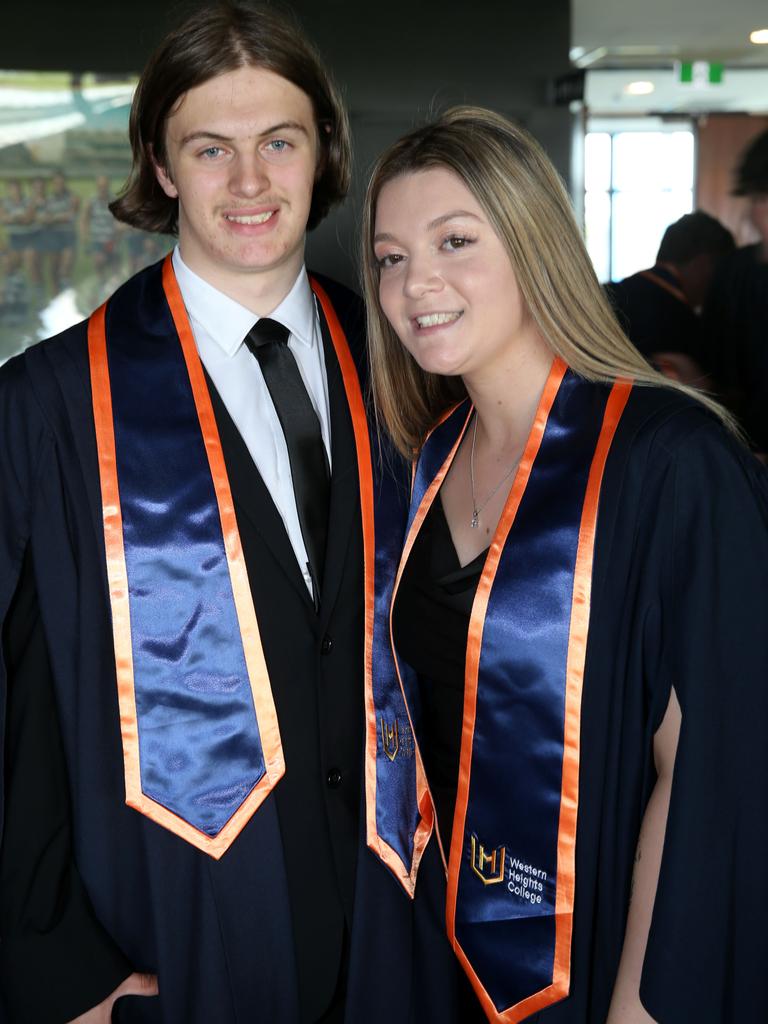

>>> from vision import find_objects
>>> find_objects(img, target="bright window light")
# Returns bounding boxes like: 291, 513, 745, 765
750, 28, 768, 44
584, 127, 695, 283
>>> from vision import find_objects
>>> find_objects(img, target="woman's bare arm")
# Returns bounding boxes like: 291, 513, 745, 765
606, 686, 682, 1024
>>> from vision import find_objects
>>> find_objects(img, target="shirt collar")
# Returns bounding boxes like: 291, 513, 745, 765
171, 247, 316, 358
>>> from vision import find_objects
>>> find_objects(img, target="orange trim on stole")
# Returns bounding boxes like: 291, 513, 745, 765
307, 278, 433, 893
444, 362, 631, 1023
378, 401, 475, 889
445, 357, 566, 1011
88, 302, 140, 825
638, 268, 688, 306
88, 256, 288, 859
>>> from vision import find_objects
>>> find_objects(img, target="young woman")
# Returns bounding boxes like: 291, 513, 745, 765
361, 107, 768, 1024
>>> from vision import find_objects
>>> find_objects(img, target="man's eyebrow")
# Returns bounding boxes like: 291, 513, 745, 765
179, 122, 310, 147
261, 121, 310, 138
180, 131, 232, 146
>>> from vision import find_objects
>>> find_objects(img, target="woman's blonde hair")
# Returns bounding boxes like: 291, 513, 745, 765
361, 105, 734, 456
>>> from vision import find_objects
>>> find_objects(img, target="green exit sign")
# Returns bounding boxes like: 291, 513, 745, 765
678, 61, 724, 84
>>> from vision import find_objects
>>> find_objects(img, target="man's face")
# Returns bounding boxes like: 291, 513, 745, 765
155, 65, 320, 305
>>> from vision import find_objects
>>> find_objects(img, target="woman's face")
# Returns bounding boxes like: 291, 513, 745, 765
373, 166, 534, 381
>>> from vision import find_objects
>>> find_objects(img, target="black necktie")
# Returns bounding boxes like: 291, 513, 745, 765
244, 318, 329, 608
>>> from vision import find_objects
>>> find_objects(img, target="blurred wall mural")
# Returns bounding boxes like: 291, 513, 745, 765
0, 71, 172, 364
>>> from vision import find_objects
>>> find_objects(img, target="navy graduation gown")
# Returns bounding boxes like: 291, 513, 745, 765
525, 389, 768, 1022
392, 385, 768, 1023
0, 262, 461, 1023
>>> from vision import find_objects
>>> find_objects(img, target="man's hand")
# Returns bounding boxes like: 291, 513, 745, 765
67, 972, 159, 1023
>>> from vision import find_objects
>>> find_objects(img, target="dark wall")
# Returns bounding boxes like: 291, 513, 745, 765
1, 0, 572, 287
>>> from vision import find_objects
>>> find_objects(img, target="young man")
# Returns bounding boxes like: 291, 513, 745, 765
0, 5, 458, 1022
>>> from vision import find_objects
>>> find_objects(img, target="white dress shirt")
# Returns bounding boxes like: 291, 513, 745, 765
172, 247, 332, 596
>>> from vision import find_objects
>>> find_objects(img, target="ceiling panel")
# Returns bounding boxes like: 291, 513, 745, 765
572, 0, 768, 67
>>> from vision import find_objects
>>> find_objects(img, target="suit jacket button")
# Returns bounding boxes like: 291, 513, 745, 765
326, 767, 342, 788
321, 635, 333, 655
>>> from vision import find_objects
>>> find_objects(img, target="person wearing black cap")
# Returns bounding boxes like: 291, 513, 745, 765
703, 129, 768, 453
606, 210, 734, 385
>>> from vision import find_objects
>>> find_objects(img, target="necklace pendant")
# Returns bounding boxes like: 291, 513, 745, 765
471, 509, 479, 529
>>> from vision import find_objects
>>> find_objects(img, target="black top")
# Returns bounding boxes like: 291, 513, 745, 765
392, 497, 489, 1024
390, 388, 768, 1024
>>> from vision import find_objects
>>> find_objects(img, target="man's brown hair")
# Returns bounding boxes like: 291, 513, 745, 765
111, 1, 351, 234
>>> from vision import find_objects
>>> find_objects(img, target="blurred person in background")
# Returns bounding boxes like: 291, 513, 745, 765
0, 247, 31, 326
44, 169, 80, 293
23, 176, 47, 291
0, 180, 34, 281
80, 175, 120, 276
606, 210, 734, 387
704, 129, 768, 455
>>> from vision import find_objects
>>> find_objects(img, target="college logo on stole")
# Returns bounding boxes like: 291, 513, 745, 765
88, 255, 375, 858
365, 359, 632, 1021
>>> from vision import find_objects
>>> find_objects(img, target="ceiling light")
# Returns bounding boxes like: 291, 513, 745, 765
750, 29, 768, 44
624, 81, 656, 96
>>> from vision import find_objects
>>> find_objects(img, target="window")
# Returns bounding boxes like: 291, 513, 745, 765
584, 123, 695, 283
0, 71, 168, 365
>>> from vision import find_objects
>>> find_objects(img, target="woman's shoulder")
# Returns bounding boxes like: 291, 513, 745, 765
609, 381, 767, 506
616, 382, 737, 457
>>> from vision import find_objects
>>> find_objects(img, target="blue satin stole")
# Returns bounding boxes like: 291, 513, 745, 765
88, 258, 368, 858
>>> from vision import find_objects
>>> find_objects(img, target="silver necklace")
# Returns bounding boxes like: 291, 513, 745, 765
469, 414, 518, 529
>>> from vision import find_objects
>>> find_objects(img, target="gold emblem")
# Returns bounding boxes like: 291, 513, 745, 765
380, 717, 400, 761
470, 834, 506, 885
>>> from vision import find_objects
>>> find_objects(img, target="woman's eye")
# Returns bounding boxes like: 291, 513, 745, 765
376, 253, 404, 269
443, 235, 471, 251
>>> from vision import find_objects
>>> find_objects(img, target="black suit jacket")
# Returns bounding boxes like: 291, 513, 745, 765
206, 276, 366, 1018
